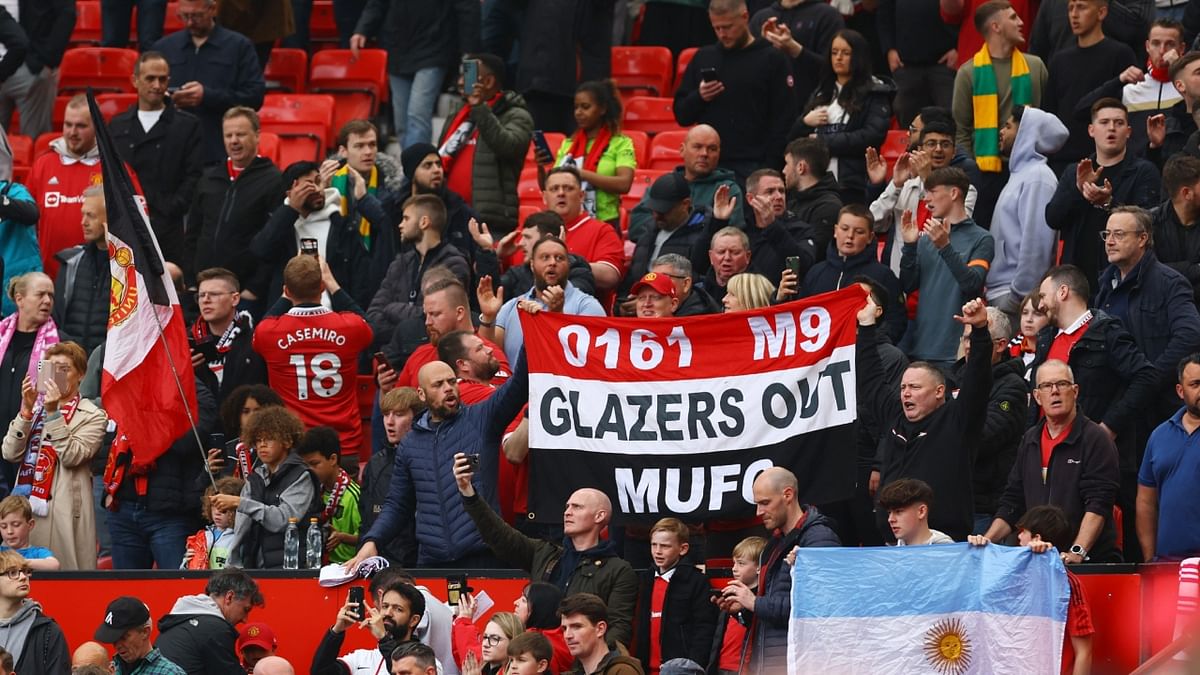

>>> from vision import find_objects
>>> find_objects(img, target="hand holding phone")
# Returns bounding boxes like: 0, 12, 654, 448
463, 59, 480, 97
532, 130, 554, 164
348, 586, 365, 621
300, 238, 319, 257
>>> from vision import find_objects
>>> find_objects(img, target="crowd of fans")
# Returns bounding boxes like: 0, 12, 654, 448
0, 0, 1194, 672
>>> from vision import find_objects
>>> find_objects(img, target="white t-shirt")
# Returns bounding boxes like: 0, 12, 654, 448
138, 108, 165, 133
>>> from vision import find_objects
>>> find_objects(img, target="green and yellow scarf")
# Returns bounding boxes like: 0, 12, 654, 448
329, 164, 379, 248
972, 46, 1031, 172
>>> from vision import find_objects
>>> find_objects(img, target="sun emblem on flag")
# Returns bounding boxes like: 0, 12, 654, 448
923, 618, 972, 674
108, 241, 139, 328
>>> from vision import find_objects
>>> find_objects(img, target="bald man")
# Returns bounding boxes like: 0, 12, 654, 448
451, 455, 639, 649
72, 641, 113, 672
717, 467, 839, 673
252, 655, 295, 675
345, 342, 530, 569
628, 125, 745, 241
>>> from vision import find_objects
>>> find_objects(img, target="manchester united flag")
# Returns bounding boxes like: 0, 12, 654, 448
90, 91, 199, 466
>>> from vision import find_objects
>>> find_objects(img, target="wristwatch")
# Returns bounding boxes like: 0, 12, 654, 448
1068, 544, 1088, 560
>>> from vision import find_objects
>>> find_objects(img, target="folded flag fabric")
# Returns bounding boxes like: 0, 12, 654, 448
787, 543, 1068, 674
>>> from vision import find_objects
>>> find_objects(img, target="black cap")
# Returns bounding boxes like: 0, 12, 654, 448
645, 172, 691, 213
94, 596, 150, 643
401, 143, 440, 180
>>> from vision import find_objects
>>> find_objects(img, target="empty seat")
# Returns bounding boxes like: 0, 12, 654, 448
69, 2, 103, 46
9, 134, 32, 184
310, 1, 340, 45
675, 47, 697, 91
308, 49, 388, 139
517, 166, 542, 207
610, 46, 673, 97
264, 48, 308, 93
58, 47, 140, 94
646, 129, 688, 171
257, 131, 281, 165
257, 94, 335, 165
624, 129, 649, 167
622, 96, 683, 136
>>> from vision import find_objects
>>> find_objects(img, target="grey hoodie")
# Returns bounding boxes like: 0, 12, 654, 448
0, 599, 41, 664
986, 108, 1069, 309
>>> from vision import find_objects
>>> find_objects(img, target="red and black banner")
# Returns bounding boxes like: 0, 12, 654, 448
518, 286, 866, 523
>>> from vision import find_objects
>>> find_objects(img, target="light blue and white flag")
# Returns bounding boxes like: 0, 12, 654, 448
787, 543, 1069, 675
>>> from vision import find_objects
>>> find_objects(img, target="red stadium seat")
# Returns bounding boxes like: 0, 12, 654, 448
10, 134, 32, 184
675, 47, 697, 91
622, 97, 683, 136
310, 1, 340, 45
518, 204, 540, 227
646, 129, 688, 171
69, 2, 103, 46
51, 93, 135, 130
621, 168, 669, 212
611, 46, 674, 97
163, 2, 184, 33
881, 129, 909, 165
58, 47, 139, 94
264, 48, 308, 93
257, 94, 335, 165
624, 129, 649, 167
524, 132, 565, 166
308, 49, 388, 139
257, 131, 281, 165
518, 166, 542, 208
33, 132, 58, 159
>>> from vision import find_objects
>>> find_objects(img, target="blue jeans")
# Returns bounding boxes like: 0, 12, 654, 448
100, 0, 168, 51
389, 67, 446, 150
108, 502, 192, 569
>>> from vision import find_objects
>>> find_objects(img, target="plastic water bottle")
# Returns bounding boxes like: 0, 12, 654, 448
283, 518, 300, 570
306, 518, 323, 569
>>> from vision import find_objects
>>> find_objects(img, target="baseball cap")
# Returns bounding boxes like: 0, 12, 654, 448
237, 622, 279, 653
94, 596, 150, 643
644, 172, 691, 213
660, 659, 706, 675
630, 272, 677, 299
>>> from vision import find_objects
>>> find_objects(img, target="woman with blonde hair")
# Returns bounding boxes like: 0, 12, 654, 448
723, 273, 777, 312
452, 593, 523, 675
2, 341, 106, 570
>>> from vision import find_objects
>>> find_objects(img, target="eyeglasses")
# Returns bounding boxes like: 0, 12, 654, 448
480, 634, 505, 646
177, 11, 210, 22
1035, 380, 1075, 392
1099, 229, 1145, 242
2, 567, 32, 580
196, 291, 233, 300
922, 140, 955, 150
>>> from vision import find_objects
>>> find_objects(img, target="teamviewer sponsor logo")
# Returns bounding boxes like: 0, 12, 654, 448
44, 192, 85, 208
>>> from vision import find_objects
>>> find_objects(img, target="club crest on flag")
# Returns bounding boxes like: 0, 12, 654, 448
923, 618, 972, 674
107, 240, 138, 328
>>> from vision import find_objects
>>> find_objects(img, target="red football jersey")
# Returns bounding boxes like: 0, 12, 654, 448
253, 306, 374, 452
28, 152, 103, 278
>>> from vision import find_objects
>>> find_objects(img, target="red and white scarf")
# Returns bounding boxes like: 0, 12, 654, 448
438, 94, 502, 175
16, 396, 80, 517
558, 127, 612, 218
322, 469, 352, 522
0, 314, 59, 385
233, 440, 256, 480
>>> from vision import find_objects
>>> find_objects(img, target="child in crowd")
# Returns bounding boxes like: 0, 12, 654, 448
297, 426, 362, 565
877, 478, 955, 546
216, 407, 323, 568
634, 518, 717, 675
182, 476, 244, 569
1008, 290, 1048, 380
361, 387, 425, 566
504, 632, 554, 675
0, 496, 58, 570
1015, 505, 1094, 675
709, 536, 764, 675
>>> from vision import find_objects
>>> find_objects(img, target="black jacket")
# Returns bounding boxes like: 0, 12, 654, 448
52, 244, 109, 353
367, 240, 471, 362
676, 285, 722, 317
352, 0, 479, 75
17, 0, 73, 73
1147, 100, 1198, 170
109, 102, 204, 265
0, 7, 27, 84
748, 506, 840, 672
1029, 0, 1151, 63
750, 2, 844, 111
392, 182, 483, 275
995, 411, 1122, 562
633, 565, 718, 668
706, 609, 749, 675
186, 156, 283, 293
155, 595, 243, 675
192, 314, 266, 408
856, 329, 908, 468
623, 208, 714, 297
792, 78, 896, 201
239, 453, 324, 568
514, 0, 612, 99
859, 322, 993, 541
786, 173, 843, 261
1150, 199, 1200, 304
1045, 153, 1160, 288
359, 442, 417, 567
152, 25, 265, 165
1031, 309, 1159, 472
950, 355, 1030, 515
875, 0, 957, 66
803, 242, 906, 343
692, 209, 817, 291
1096, 251, 1200, 423
11, 610, 69, 675
498, 255, 597, 302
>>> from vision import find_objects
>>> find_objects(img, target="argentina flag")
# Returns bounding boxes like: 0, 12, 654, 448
787, 544, 1069, 674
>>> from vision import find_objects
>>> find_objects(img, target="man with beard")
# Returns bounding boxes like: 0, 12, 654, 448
437, 330, 507, 402
311, 581, 427, 675
479, 236, 605, 365
343, 330, 529, 568
481, 211, 596, 302
367, 195, 470, 361
398, 142, 482, 271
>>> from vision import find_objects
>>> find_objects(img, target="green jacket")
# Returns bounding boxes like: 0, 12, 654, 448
463, 493, 639, 647
441, 91, 534, 235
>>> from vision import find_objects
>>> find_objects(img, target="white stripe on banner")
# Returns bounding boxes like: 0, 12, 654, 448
527, 344, 857, 454
788, 611, 1064, 675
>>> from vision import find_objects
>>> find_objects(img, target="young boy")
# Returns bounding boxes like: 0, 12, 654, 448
877, 478, 955, 546
297, 426, 362, 564
214, 407, 324, 568
1015, 505, 1094, 675
636, 518, 718, 675
361, 387, 424, 566
505, 631, 554, 675
0, 496, 59, 570
709, 536, 764, 675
